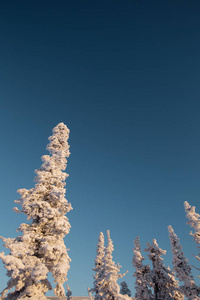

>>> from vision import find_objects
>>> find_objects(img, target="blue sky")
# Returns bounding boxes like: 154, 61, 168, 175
1, 0, 200, 296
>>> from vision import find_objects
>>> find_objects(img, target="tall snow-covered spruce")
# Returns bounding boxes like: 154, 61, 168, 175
168, 225, 199, 299
90, 232, 105, 300
0, 123, 72, 299
145, 239, 183, 300
132, 236, 153, 300
101, 230, 124, 300
91, 231, 130, 300
99, 231, 129, 300
184, 201, 200, 247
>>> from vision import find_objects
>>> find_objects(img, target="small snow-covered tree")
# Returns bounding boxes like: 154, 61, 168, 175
96, 230, 129, 300
88, 287, 94, 300
145, 239, 182, 300
0, 122, 72, 299
90, 232, 105, 300
168, 225, 199, 299
132, 236, 153, 300
120, 281, 131, 297
66, 284, 72, 300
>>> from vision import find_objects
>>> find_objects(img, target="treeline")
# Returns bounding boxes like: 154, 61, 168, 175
0, 123, 200, 300
89, 202, 200, 300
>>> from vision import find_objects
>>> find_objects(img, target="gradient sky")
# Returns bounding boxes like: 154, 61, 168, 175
1, 0, 200, 296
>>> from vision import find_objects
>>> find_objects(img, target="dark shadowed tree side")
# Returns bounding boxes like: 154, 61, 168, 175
132, 236, 153, 300
66, 284, 72, 300
145, 239, 183, 300
168, 225, 199, 299
120, 281, 131, 297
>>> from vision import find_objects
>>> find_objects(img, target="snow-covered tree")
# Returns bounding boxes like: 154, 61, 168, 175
184, 201, 200, 247
0, 122, 72, 299
92, 230, 129, 300
120, 281, 131, 297
168, 225, 199, 299
145, 239, 182, 300
90, 232, 105, 300
132, 236, 153, 300
88, 287, 94, 300
66, 284, 72, 300
101, 230, 124, 299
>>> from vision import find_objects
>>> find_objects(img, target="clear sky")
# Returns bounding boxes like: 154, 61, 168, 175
1, 0, 200, 297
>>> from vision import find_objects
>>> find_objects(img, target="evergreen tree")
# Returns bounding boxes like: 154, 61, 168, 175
132, 236, 153, 300
184, 201, 200, 247
168, 225, 199, 299
88, 287, 94, 300
97, 230, 128, 300
120, 281, 131, 297
91, 232, 105, 300
0, 123, 72, 299
145, 239, 182, 300
66, 284, 72, 300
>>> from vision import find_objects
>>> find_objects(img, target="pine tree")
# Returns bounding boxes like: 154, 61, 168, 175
168, 225, 199, 299
184, 201, 200, 247
91, 232, 105, 300
97, 230, 128, 300
0, 122, 72, 299
145, 239, 182, 300
88, 287, 94, 300
66, 284, 72, 300
120, 281, 131, 297
132, 236, 153, 300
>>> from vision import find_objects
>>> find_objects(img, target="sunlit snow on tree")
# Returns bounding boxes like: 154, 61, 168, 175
145, 239, 182, 300
90, 232, 105, 300
168, 225, 199, 299
132, 236, 153, 300
184, 201, 200, 248
0, 122, 72, 299
90, 231, 130, 300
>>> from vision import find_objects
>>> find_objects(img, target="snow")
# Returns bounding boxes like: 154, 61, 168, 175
0, 123, 72, 299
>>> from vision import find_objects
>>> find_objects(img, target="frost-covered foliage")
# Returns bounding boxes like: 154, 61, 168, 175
66, 284, 72, 300
0, 122, 72, 299
88, 287, 93, 300
132, 236, 153, 300
120, 281, 131, 297
145, 239, 182, 300
168, 225, 199, 299
90, 232, 105, 300
100, 230, 127, 300
91, 231, 129, 300
184, 201, 200, 246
